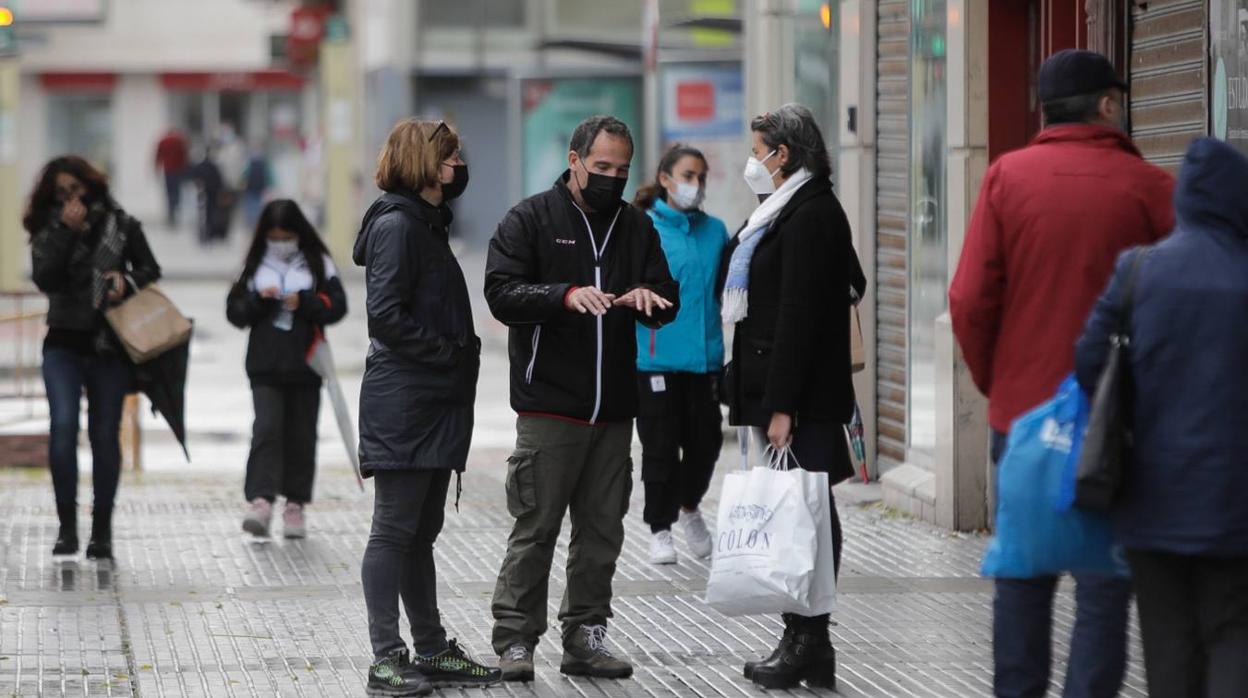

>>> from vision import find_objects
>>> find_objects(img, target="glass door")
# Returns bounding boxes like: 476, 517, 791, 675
906, 0, 948, 465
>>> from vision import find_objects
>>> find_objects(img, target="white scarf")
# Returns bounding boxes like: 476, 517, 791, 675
720, 168, 813, 324
251, 250, 337, 294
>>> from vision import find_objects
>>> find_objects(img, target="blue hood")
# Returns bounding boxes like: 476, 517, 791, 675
1175, 138, 1248, 238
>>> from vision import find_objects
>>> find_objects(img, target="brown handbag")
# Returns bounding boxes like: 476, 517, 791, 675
850, 304, 865, 373
105, 285, 193, 364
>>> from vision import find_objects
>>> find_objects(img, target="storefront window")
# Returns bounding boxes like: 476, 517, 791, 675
794, 0, 838, 162
48, 93, 113, 175
907, 0, 947, 465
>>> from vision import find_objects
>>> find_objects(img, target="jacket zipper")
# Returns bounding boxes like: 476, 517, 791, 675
573, 205, 621, 424
525, 325, 542, 384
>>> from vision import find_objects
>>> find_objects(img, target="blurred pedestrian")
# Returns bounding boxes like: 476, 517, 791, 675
484, 115, 678, 682
631, 144, 726, 566
154, 128, 189, 227
354, 118, 499, 696
240, 146, 274, 229
1076, 137, 1248, 698
949, 49, 1175, 698
24, 156, 163, 561
226, 199, 347, 541
720, 103, 862, 691
186, 147, 229, 246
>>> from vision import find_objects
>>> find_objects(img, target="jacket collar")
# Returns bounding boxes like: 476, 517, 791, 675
1031, 123, 1143, 158
651, 197, 705, 229
771, 175, 831, 226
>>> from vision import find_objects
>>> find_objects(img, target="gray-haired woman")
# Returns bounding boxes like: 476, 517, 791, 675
719, 103, 866, 690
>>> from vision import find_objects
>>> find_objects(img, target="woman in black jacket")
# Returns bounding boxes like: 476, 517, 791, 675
354, 119, 498, 696
226, 199, 347, 540
722, 104, 865, 690
25, 156, 163, 561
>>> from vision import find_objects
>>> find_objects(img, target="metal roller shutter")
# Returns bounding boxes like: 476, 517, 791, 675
876, 0, 909, 469
1130, 0, 1207, 170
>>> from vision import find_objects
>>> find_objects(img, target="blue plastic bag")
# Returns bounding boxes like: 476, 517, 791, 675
981, 376, 1128, 578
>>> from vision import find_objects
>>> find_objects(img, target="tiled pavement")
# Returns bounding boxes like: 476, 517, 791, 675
0, 456, 1148, 698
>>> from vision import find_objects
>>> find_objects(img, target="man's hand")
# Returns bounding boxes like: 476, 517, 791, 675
767, 412, 793, 451
259, 287, 281, 299
614, 287, 674, 318
61, 199, 88, 232
565, 286, 616, 316
282, 293, 301, 311
105, 271, 126, 303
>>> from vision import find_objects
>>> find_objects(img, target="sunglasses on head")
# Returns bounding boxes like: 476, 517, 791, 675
428, 121, 450, 143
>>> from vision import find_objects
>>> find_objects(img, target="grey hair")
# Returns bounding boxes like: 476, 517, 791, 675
1042, 89, 1113, 126
750, 103, 831, 180
569, 115, 634, 159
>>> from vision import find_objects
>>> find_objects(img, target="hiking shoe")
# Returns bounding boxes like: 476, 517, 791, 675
367, 649, 432, 697
649, 530, 678, 565
499, 644, 535, 682
561, 625, 633, 679
242, 498, 272, 538
282, 501, 306, 539
414, 639, 501, 687
679, 508, 714, 558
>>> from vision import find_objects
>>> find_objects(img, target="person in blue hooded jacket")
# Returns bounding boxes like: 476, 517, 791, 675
1076, 137, 1248, 698
631, 144, 728, 566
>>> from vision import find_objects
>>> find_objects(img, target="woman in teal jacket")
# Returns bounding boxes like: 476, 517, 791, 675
633, 144, 728, 566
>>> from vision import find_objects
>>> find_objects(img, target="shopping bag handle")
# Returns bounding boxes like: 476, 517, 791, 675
764, 444, 803, 471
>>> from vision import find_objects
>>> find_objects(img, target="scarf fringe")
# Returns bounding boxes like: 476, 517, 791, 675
722, 289, 748, 324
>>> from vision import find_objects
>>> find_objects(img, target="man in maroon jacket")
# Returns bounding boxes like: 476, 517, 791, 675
154, 128, 189, 227
950, 50, 1174, 698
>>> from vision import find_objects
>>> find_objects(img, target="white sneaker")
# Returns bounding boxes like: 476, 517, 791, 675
649, 530, 678, 565
679, 509, 714, 559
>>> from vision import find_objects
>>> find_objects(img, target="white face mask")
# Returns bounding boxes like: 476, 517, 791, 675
743, 150, 780, 195
669, 180, 705, 211
267, 239, 300, 262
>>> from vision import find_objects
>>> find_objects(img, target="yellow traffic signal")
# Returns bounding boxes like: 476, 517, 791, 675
0, 8, 13, 27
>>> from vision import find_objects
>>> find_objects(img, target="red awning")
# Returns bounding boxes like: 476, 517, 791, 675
39, 73, 118, 91
159, 70, 305, 92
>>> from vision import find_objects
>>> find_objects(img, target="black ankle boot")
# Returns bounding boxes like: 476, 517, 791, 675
751, 616, 836, 690
743, 614, 798, 680
53, 503, 78, 556
86, 507, 112, 561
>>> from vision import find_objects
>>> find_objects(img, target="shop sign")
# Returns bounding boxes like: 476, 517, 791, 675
1211, 1, 1248, 150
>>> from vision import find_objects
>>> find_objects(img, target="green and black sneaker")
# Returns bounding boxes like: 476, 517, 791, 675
367, 648, 432, 697
415, 639, 503, 688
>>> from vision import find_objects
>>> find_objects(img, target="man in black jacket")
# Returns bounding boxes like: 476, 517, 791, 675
485, 115, 678, 681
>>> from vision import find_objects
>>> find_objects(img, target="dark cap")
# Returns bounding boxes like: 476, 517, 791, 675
1037, 49, 1127, 102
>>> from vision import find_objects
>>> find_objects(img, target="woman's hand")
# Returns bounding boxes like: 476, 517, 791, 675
259, 286, 281, 299
767, 412, 793, 450
104, 271, 126, 303
282, 293, 300, 311
60, 199, 88, 232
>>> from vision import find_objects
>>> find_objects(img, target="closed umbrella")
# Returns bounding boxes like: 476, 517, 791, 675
135, 331, 192, 461
306, 332, 364, 491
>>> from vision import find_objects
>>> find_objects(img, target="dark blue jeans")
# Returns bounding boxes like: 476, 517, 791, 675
991, 430, 1132, 698
42, 349, 134, 511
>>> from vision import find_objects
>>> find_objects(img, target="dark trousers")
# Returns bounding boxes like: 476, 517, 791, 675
164, 171, 182, 225
362, 469, 452, 659
636, 371, 723, 533
491, 416, 633, 654
244, 383, 320, 504
990, 430, 1131, 698
1127, 550, 1248, 698
42, 349, 133, 512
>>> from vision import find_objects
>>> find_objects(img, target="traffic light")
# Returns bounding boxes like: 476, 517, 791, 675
0, 5, 15, 58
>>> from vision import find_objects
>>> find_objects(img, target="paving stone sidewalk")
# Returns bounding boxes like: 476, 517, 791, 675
0, 456, 1147, 698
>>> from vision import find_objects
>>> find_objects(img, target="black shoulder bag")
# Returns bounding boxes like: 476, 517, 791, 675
1074, 248, 1151, 512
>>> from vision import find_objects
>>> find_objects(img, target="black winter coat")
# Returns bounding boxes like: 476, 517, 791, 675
225, 264, 348, 386
484, 173, 679, 423
353, 190, 480, 475
31, 205, 162, 344
720, 177, 865, 430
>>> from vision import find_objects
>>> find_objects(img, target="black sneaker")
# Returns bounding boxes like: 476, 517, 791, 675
414, 639, 503, 688
367, 649, 432, 697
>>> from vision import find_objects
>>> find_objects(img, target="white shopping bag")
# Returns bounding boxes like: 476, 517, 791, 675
705, 435, 837, 616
